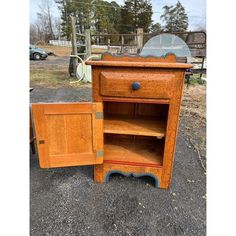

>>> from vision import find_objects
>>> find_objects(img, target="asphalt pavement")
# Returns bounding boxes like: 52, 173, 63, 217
30, 87, 206, 236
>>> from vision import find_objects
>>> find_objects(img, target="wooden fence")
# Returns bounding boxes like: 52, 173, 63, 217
69, 24, 206, 79
91, 30, 206, 57
90, 30, 206, 78
49, 40, 72, 47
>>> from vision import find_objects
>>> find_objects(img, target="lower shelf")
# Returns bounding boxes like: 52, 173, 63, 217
104, 135, 164, 167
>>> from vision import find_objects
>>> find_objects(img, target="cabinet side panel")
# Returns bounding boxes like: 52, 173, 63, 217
161, 71, 185, 188
92, 66, 102, 102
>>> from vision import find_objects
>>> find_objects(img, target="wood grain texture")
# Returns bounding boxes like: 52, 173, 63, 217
161, 71, 186, 188
32, 103, 103, 168
92, 102, 104, 164
87, 60, 192, 69
100, 72, 175, 99
104, 102, 135, 116
104, 136, 164, 167
103, 97, 170, 104
92, 67, 184, 102
86, 53, 192, 69
32, 53, 189, 189
104, 116, 166, 138
94, 163, 164, 188
91, 53, 189, 188
101, 52, 177, 62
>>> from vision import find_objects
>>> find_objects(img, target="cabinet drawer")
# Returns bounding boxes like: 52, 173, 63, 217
100, 72, 176, 99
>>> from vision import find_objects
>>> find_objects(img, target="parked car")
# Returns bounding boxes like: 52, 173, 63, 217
30, 44, 48, 60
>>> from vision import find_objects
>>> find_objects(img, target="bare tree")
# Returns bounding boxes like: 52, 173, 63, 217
33, 0, 57, 43
53, 17, 62, 40
30, 24, 39, 44
41, 0, 55, 38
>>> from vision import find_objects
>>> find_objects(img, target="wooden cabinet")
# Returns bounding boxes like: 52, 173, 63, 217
32, 53, 192, 188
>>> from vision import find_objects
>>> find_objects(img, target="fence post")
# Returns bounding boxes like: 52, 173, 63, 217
71, 16, 78, 77
108, 39, 111, 53
121, 35, 124, 54
137, 28, 143, 53
85, 29, 91, 59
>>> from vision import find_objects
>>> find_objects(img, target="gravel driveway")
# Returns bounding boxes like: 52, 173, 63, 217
30, 56, 70, 72
30, 87, 206, 236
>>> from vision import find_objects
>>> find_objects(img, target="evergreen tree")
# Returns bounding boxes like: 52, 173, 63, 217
93, 1, 121, 43
150, 22, 162, 33
161, 1, 188, 32
94, 0, 121, 34
56, 0, 94, 39
56, 0, 75, 39
56, 0, 121, 40
120, 0, 153, 33
109, 1, 121, 33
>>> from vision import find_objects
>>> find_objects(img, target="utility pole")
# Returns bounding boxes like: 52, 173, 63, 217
137, 28, 143, 54
71, 15, 78, 77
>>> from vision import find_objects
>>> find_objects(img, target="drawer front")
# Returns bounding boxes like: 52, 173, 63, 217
100, 72, 176, 99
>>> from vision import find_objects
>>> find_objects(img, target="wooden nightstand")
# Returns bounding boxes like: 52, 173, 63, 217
32, 53, 192, 188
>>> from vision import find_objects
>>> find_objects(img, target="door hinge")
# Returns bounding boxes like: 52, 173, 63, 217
95, 112, 103, 119
96, 150, 104, 157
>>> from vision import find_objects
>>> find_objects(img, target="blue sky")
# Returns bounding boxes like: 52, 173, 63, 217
30, 0, 206, 30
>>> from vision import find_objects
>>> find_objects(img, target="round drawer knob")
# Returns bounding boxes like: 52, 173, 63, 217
131, 82, 141, 90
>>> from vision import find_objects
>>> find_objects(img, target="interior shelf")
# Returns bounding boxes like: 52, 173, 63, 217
104, 116, 166, 138
104, 135, 164, 167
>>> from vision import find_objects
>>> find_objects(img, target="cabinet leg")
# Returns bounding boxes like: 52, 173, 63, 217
94, 165, 105, 183
159, 181, 170, 189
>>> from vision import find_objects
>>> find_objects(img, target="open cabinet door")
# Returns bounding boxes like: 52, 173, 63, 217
32, 103, 103, 168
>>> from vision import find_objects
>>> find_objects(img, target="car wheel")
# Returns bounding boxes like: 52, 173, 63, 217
33, 53, 41, 60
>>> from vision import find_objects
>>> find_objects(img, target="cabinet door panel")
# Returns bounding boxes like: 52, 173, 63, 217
32, 103, 103, 168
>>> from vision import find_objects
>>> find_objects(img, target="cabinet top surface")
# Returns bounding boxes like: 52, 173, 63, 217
86, 53, 192, 69
86, 60, 192, 69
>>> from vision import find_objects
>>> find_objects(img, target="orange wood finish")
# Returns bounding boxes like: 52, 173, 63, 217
86, 53, 192, 189
104, 116, 166, 138
100, 72, 175, 99
94, 163, 164, 188
104, 135, 164, 167
88, 53, 191, 69
32, 52, 192, 189
32, 103, 103, 168
87, 60, 191, 69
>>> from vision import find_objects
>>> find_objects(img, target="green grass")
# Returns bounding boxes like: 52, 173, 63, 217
30, 69, 87, 88
185, 74, 206, 85
31, 69, 206, 88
